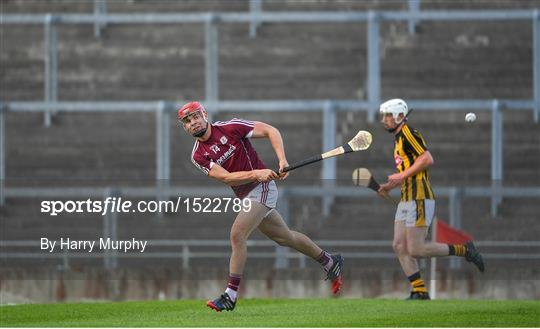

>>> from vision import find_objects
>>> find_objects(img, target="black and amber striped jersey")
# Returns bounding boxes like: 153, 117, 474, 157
393, 124, 435, 201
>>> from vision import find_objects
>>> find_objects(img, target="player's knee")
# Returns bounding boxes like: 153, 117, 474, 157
230, 231, 247, 247
392, 240, 407, 255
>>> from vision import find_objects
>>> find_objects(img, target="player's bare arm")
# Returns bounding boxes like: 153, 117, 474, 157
386, 151, 434, 188
208, 163, 279, 186
379, 151, 434, 195
251, 121, 290, 179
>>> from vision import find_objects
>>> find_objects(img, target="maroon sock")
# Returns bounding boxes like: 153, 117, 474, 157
227, 274, 242, 292
316, 250, 334, 270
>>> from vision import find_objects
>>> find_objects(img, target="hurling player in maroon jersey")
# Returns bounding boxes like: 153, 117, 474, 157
178, 101, 344, 312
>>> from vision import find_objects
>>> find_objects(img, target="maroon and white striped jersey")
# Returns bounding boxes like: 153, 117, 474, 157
191, 119, 267, 198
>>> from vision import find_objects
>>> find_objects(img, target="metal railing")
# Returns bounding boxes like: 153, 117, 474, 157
93, 0, 107, 39
0, 99, 533, 216
1, 8, 538, 121
1, 8, 538, 215
1, 7, 538, 120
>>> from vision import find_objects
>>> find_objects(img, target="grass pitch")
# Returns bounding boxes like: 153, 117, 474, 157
1, 298, 539, 327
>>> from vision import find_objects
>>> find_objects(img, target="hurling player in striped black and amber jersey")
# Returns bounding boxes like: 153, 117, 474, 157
377, 99, 485, 300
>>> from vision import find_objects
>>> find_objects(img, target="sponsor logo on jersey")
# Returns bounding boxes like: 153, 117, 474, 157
216, 145, 236, 166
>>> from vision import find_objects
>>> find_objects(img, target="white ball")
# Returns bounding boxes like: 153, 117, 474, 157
465, 112, 476, 123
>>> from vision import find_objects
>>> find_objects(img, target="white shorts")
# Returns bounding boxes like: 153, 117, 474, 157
395, 199, 435, 228
245, 180, 278, 209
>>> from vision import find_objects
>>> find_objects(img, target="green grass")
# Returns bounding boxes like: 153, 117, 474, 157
1, 299, 539, 327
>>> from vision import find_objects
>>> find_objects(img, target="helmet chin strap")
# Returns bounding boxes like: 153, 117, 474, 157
386, 119, 406, 133
192, 121, 209, 138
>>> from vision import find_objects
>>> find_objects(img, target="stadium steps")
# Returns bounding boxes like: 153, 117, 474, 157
381, 19, 531, 99
5, 112, 156, 182
6, 111, 325, 183
2, 195, 535, 247
219, 22, 368, 100
0, 198, 233, 240
1, 1, 535, 101
1, 1, 538, 247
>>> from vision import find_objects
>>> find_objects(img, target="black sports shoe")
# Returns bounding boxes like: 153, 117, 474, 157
465, 241, 485, 272
206, 293, 236, 312
325, 254, 344, 294
406, 291, 431, 300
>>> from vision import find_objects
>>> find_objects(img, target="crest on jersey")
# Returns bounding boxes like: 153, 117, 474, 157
220, 136, 228, 145
210, 144, 221, 154
394, 154, 403, 167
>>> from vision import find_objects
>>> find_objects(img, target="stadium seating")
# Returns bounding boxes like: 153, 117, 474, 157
1, 0, 538, 300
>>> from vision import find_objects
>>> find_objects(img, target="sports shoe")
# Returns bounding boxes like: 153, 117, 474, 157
206, 293, 236, 312
465, 241, 485, 272
406, 291, 431, 300
325, 254, 344, 294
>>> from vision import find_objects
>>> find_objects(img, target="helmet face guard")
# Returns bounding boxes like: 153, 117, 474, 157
379, 98, 409, 132
178, 102, 208, 137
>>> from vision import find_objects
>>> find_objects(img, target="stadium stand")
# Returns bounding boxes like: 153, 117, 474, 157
1, 0, 538, 301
